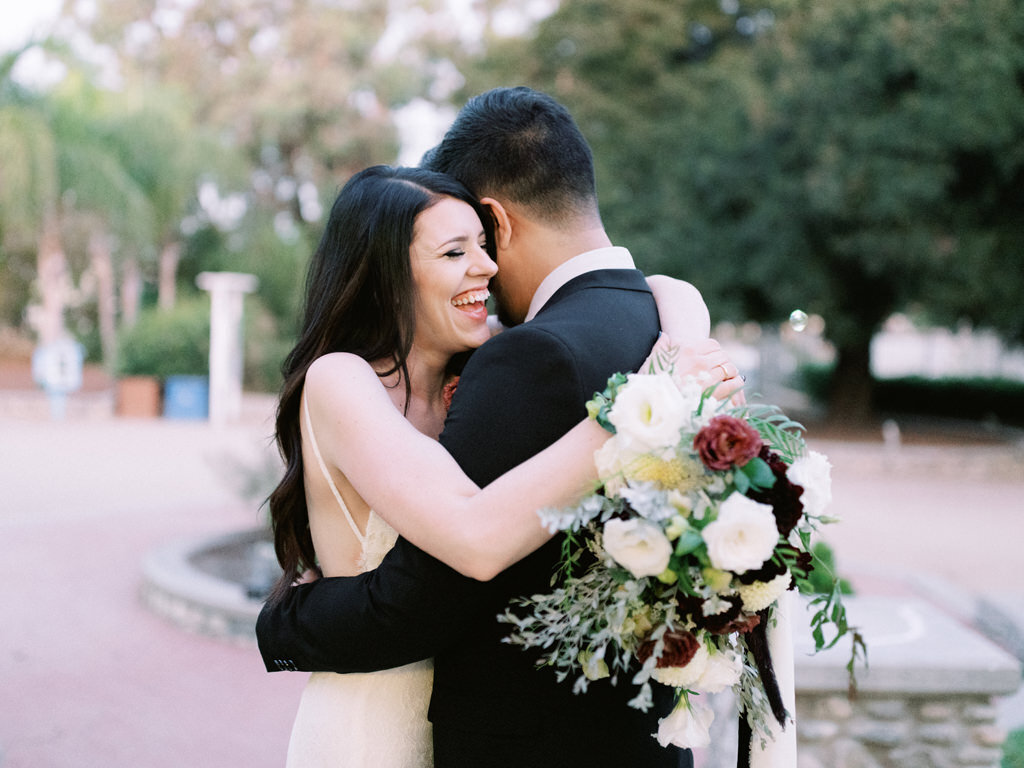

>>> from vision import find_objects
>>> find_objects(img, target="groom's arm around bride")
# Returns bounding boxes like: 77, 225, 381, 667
257, 86, 695, 768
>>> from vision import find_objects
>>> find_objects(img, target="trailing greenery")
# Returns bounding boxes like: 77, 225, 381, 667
803, 541, 853, 597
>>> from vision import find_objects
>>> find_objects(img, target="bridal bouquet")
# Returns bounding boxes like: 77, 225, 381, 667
500, 352, 860, 750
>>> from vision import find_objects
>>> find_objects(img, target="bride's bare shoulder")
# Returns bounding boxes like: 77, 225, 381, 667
305, 353, 385, 402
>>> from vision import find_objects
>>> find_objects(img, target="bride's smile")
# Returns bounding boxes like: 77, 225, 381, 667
409, 196, 497, 360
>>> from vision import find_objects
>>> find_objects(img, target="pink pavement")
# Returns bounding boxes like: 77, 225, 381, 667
2, 401, 1022, 767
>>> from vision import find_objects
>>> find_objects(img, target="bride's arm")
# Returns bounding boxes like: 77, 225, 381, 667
647, 274, 745, 403
304, 353, 611, 582
646, 274, 710, 342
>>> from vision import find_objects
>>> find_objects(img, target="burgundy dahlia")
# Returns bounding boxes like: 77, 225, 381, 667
636, 627, 701, 668
748, 446, 804, 537
693, 415, 763, 471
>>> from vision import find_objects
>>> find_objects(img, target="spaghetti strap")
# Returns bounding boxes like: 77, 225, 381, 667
303, 393, 366, 545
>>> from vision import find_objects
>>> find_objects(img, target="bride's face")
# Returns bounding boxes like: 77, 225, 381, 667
409, 196, 497, 358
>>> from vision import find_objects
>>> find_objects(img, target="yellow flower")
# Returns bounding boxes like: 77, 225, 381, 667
657, 567, 679, 585
632, 609, 654, 636
579, 650, 610, 681
701, 567, 734, 594
625, 454, 707, 492
665, 515, 690, 541
667, 491, 694, 517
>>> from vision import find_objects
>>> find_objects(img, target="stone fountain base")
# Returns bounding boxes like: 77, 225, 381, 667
141, 527, 281, 643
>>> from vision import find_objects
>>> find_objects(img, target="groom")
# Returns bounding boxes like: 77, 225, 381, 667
258, 87, 697, 767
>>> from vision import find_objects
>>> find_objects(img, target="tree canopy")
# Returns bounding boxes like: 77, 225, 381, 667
470, 0, 1024, 419
3, 0, 1022, 409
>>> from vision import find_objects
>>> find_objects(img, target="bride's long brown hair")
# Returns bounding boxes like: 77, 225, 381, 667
265, 165, 493, 604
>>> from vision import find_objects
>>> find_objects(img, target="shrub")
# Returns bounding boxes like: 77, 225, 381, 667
795, 362, 1024, 426
116, 298, 210, 379
804, 541, 854, 596
1004, 727, 1024, 768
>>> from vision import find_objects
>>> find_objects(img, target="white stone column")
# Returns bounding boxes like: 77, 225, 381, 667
196, 271, 259, 425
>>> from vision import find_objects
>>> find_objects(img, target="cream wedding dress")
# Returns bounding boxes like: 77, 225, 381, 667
284, 401, 434, 768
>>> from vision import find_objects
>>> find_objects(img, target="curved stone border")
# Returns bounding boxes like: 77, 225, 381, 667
140, 528, 276, 644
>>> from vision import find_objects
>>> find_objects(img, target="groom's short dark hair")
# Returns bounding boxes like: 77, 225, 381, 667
422, 87, 599, 227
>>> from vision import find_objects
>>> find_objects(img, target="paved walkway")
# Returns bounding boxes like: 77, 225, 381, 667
1, 395, 1022, 767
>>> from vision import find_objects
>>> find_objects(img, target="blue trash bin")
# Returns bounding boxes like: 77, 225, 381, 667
163, 375, 209, 419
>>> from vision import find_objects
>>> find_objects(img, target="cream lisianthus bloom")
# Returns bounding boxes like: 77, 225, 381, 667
607, 372, 690, 453
788, 450, 833, 518
602, 518, 673, 578
593, 437, 638, 497
701, 494, 778, 574
656, 696, 715, 749
695, 647, 743, 693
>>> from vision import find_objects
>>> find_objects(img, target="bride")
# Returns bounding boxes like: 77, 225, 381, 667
265, 165, 740, 767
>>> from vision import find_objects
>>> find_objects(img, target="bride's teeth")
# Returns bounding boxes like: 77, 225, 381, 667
452, 290, 489, 307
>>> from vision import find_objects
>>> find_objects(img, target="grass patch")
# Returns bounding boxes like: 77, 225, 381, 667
1004, 728, 1024, 768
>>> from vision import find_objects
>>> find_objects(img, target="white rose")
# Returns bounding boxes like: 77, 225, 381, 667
608, 373, 689, 452
787, 450, 833, 518
602, 518, 673, 578
656, 696, 715, 749
702, 494, 778, 574
695, 648, 743, 693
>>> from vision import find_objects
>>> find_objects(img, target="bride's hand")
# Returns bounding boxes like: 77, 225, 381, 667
642, 333, 746, 405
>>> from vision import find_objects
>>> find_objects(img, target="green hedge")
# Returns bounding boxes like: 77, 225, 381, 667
797, 364, 1024, 426
116, 299, 210, 379
873, 377, 1024, 426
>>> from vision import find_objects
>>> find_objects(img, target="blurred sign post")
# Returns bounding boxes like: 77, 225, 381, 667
32, 337, 84, 420
196, 271, 258, 426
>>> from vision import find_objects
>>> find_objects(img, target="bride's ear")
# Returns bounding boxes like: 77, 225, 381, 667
479, 197, 512, 251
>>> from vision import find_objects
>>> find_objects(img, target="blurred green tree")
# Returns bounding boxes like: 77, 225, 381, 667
50, 0, 491, 388
1, 50, 226, 372
469, 0, 1024, 422
0, 44, 64, 346
63, 0, 433, 237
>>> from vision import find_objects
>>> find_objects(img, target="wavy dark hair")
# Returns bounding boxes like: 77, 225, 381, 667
266, 165, 493, 604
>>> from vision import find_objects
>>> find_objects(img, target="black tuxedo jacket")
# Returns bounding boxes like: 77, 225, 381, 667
258, 269, 692, 768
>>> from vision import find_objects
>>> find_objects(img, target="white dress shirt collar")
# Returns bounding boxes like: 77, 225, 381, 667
524, 246, 636, 322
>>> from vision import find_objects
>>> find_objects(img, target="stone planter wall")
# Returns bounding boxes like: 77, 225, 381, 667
794, 596, 1019, 768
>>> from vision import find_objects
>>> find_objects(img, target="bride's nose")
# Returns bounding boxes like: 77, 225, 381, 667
469, 246, 498, 278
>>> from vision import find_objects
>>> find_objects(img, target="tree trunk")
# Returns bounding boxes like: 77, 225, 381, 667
826, 336, 876, 429
33, 213, 67, 345
89, 230, 118, 373
157, 240, 180, 310
120, 256, 142, 329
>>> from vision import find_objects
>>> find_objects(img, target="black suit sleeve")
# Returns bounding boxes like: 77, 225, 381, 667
256, 325, 588, 673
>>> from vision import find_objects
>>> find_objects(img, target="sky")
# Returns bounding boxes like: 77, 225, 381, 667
1, 0, 63, 53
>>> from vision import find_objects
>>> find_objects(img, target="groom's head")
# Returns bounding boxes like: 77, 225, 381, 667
422, 87, 605, 325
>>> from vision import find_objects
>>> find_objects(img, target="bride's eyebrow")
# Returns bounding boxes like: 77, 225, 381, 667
431, 234, 471, 251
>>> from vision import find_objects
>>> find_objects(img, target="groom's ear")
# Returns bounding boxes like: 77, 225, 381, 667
479, 197, 513, 251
